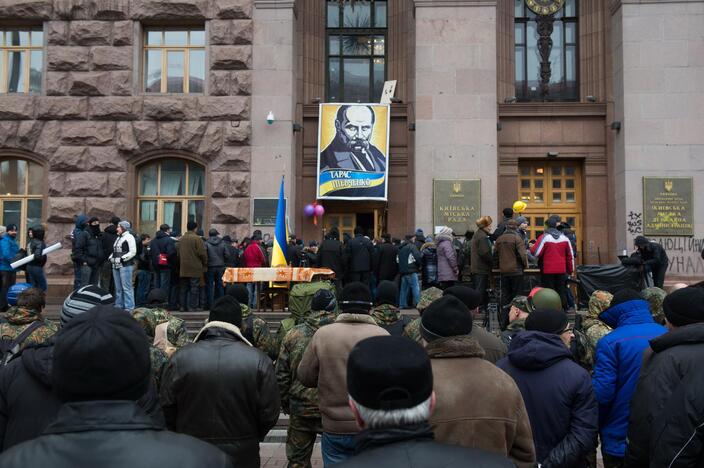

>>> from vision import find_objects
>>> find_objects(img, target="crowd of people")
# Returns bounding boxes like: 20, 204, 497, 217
0, 209, 694, 468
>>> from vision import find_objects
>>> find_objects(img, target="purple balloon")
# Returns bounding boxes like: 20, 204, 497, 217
304, 204, 315, 217
314, 204, 325, 217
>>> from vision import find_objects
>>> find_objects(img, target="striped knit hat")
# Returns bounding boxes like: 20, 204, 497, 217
61, 285, 115, 326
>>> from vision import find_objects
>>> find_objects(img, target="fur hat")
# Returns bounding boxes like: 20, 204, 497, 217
475, 216, 493, 229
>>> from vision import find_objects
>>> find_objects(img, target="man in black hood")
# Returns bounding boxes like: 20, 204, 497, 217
150, 224, 177, 309
100, 216, 120, 294
26, 226, 47, 291
632, 236, 669, 288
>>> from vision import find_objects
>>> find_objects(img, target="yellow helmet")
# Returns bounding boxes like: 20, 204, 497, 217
513, 200, 527, 213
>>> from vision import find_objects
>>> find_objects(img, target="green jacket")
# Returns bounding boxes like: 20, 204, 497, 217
275, 309, 336, 418
371, 304, 401, 326
402, 317, 422, 344
178, 231, 207, 278
240, 304, 278, 361
0, 307, 58, 351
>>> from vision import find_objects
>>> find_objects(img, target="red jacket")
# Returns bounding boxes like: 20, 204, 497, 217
530, 230, 574, 275
243, 242, 265, 268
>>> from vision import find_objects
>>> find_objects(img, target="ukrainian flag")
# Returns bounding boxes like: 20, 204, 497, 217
271, 177, 288, 267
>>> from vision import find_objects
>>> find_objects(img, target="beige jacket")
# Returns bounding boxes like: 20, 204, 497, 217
298, 313, 388, 434
428, 335, 536, 468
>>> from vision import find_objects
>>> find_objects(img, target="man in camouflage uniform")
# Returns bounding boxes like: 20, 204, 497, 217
226, 284, 278, 360
276, 289, 337, 468
499, 296, 529, 348
402, 286, 443, 343
0, 287, 58, 352
641, 286, 666, 325
371, 280, 412, 336
578, 290, 613, 372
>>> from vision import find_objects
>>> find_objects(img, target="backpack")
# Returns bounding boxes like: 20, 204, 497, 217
0, 321, 43, 367
158, 253, 169, 266
288, 281, 337, 321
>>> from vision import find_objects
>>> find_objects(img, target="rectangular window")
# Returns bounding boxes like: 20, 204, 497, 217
327, 0, 387, 103
144, 27, 205, 94
0, 28, 43, 94
514, 1, 578, 101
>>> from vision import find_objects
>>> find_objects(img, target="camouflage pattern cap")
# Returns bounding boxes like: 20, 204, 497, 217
511, 296, 529, 313
416, 287, 443, 312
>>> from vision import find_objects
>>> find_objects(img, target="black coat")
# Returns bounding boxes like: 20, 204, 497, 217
398, 242, 421, 275
626, 323, 704, 468
205, 236, 227, 268
497, 331, 598, 467
0, 400, 231, 468
346, 234, 374, 273
150, 230, 176, 270
101, 225, 118, 263
336, 423, 514, 468
73, 227, 102, 266
160, 326, 280, 468
0, 342, 164, 453
318, 238, 345, 278
376, 242, 399, 281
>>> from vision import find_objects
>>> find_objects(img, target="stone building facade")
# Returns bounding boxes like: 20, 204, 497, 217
0, 0, 701, 283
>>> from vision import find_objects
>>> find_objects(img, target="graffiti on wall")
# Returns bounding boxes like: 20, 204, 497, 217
626, 210, 703, 276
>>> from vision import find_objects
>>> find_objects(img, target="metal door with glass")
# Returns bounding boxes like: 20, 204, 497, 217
324, 213, 356, 240
518, 161, 582, 254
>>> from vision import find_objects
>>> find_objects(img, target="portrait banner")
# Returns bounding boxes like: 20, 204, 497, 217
316, 103, 390, 201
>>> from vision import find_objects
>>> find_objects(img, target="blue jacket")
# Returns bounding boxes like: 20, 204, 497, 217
592, 299, 666, 457
0, 234, 19, 271
498, 331, 598, 467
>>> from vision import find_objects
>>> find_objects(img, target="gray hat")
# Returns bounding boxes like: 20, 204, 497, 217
516, 216, 528, 226
118, 220, 131, 231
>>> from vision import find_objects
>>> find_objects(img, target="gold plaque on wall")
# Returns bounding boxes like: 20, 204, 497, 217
525, 0, 565, 16
643, 177, 694, 236
433, 179, 481, 235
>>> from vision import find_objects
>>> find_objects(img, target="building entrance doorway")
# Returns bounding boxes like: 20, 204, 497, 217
517, 160, 583, 259
323, 207, 385, 240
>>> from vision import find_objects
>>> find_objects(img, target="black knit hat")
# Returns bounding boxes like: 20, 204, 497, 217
421, 296, 472, 342
225, 283, 250, 305
525, 308, 568, 334
610, 289, 643, 308
146, 288, 168, 306
634, 236, 649, 247
347, 336, 433, 411
376, 281, 399, 307
443, 285, 482, 311
53, 305, 150, 402
209, 296, 242, 327
546, 215, 561, 228
312, 289, 337, 312
663, 287, 704, 327
341, 282, 373, 313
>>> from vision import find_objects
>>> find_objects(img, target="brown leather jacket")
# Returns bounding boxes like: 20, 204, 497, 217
298, 313, 388, 434
495, 229, 528, 275
427, 335, 536, 468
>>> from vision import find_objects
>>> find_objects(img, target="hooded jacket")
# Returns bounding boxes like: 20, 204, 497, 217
27, 227, 47, 267
592, 299, 666, 457
398, 241, 421, 275
0, 307, 58, 351
495, 228, 528, 275
530, 228, 574, 275
205, 235, 227, 268
298, 313, 389, 434
497, 331, 598, 467
435, 235, 458, 282
421, 242, 438, 285
160, 322, 279, 468
625, 323, 704, 467
577, 291, 613, 371
71, 215, 90, 265
428, 335, 535, 467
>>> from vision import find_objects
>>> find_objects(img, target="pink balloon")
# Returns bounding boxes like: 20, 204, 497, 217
314, 204, 325, 217
304, 204, 315, 217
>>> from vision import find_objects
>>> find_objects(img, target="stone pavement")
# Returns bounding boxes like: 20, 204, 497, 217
260, 442, 323, 467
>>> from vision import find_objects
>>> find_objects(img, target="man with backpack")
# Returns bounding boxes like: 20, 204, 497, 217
0, 287, 58, 365
398, 234, 422, 309
371, 281, 412, 336
150, 224, 177, 307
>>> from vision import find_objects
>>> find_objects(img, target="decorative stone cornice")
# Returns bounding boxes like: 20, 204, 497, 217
611, 0, 704, 15
414, 0, 496, 7
254, 0, 295, 9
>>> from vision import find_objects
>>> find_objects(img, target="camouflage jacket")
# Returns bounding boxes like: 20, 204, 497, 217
131, 307, 190, 348
275, 310, 336, 418
579, 290, 613, 371
500, 318, 526, 348
642, 287, 666, 325
403, 317, 423, 344
241, 304, 278, 361
0, 307, 59, 351
149, 345, 169, 389
371, 304, 401, 326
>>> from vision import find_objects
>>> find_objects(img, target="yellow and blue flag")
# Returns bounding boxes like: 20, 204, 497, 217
271, 177, 288, 267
